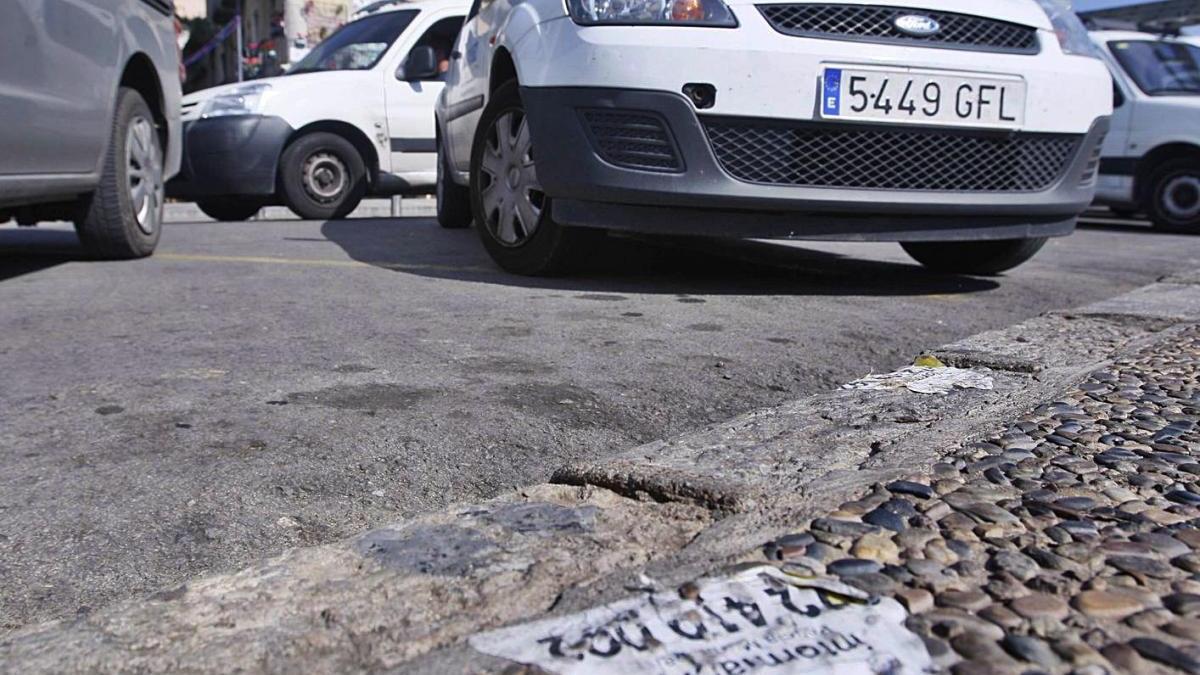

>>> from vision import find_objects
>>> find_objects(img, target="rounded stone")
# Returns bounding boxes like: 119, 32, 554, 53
851, 532, 901, 563
1003, 634, 1062, 669
1072, 590, 1145, 619
1164, 593, 1200, 617
1163, 618, 1200, 642
888, 480, 935, 500
863, 507, 908, 533
828, 558, 883, 577
1010, 594, 1070, 621
895, 588, 934, 614
937, 590, 992, 612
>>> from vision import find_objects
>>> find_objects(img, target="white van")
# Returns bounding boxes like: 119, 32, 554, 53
1092, 31, 1200, 231
168, 0, 467, 221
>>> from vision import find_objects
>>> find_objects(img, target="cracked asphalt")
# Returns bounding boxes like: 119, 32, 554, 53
2, 210, 1199, 633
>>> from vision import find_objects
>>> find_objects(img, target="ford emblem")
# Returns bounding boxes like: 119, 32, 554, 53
894, 14, 941, 37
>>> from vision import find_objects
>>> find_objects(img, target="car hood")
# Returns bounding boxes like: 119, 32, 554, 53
184, 71, 380, 103
181, 71, 376, 120
723, 0, 1053, 30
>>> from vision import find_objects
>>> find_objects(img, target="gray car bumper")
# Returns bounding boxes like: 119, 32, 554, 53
520, 86, 1109, 242
167, 115, 293, 199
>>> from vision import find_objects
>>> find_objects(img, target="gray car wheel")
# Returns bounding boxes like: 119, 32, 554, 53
75, 88, 163, 259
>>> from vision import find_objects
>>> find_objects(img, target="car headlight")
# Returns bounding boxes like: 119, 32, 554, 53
567, 0, 737, 27
1033, 0, 1097, 57
200, 84, 271, 118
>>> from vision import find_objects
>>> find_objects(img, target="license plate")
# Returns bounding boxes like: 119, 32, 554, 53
821, 66, 1026, 129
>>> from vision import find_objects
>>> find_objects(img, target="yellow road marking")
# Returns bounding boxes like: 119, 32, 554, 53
155, 253, 488, 274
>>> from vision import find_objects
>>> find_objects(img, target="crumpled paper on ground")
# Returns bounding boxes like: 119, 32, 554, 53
844, 365, 995, 395
470, 566, 933, 674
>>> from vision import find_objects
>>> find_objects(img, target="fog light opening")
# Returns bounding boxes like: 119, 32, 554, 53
683, 83, 717, 110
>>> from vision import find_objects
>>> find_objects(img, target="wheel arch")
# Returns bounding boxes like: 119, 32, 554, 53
119, 53, 168, 152
281, 121, 381, 187
1136, 142, 1200, 205
489, 47, 519, 93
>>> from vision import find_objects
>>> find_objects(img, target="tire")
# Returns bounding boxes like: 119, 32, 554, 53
75, 88, 163, 259
469, 80, 596, 275
436, 133, 473, 229
278, 132, 366, 221
1144, 159, 1200, 232
196, 197, 263, 222
901, 238, 1048, 276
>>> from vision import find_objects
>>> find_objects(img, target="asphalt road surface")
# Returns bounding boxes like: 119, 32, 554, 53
2, 211, 1199, 633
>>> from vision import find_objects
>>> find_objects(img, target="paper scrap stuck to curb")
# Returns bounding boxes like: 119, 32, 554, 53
844, 366, 995, 395
470, 566, 933, 674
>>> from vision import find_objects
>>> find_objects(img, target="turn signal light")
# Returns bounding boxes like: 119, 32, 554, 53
671, 0, 706, 22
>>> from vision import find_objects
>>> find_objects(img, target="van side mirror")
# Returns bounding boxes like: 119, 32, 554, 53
400, 46, 439, 81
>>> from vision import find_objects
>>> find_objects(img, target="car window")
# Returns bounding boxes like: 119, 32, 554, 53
409, 16, 466, 81
289, 10, 419, 74
467, 0, 482, 20
1109, 40, 1200, 96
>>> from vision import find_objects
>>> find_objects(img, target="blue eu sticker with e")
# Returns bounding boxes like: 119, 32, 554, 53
823, 68, 842, 116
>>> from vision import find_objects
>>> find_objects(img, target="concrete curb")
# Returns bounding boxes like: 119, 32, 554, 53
4, 271, 1200, 674
163, 199, 436, 223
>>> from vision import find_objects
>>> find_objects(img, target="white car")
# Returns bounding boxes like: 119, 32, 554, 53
168, 0, 468, 221
1092, 31, 1200, 231
433, 0, 1112, 275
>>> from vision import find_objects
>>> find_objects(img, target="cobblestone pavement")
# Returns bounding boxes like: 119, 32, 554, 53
764, 327, 1200, 674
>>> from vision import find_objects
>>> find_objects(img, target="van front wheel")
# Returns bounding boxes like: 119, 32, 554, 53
278, 132, 366, 221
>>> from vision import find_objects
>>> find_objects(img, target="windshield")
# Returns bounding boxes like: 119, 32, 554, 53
289, 10, 418, 74
1109, 40, 1200, 96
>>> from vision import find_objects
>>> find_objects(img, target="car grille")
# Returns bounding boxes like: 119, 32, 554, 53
579, 109, 683, 173
757, 4, 1040, 54
702, 118, 1082, 192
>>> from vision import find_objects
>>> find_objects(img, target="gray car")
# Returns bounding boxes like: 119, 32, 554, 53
0, 0, 182, 258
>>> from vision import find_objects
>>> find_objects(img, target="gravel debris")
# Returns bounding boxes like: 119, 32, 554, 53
763, 327, 1200, 673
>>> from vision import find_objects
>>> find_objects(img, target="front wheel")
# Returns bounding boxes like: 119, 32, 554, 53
278, 132, 366, 221
470, 81, 595, 276
197, 197, 263, 222
1145, 159, 1200, 232
902, 238, 1048, 276
75, 87, 163, 259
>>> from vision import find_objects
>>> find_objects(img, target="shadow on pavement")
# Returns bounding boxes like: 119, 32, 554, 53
321, 217, 1001, 297
0, 227, 83, 282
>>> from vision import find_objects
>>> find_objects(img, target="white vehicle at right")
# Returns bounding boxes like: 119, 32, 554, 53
1092, 31, 1200, 231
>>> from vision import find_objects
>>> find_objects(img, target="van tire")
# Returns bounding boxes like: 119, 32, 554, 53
1144, 159, 1200, 232
901, 238, 1048, 275
279, 132, 366, 221
75, 88, 163, 259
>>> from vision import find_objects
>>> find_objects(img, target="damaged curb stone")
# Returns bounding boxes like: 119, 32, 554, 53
4, 271, 1200, 674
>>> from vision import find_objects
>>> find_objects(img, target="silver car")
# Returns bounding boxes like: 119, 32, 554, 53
0, 0, 182, 258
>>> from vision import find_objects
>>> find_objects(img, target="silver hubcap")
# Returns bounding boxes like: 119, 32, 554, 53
303, 152, 348, 203
126, 116, 162, 236
1162, 174, 1200, 222
479, 110, 543, 247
